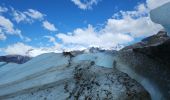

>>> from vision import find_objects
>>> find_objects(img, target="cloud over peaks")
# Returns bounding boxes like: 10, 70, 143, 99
56, 3, 163, 50
56, 24, 133, 50
2, 42, 62, 57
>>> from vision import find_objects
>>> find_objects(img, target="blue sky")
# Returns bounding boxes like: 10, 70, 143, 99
0, 0, 166, 56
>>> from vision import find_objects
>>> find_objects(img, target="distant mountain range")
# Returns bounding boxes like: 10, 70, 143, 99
0, 55, 31, 64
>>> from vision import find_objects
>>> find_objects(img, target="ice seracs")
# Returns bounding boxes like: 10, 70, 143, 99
150, 2, 170, 36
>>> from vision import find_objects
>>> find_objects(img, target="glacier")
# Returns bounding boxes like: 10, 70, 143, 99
0, 51, 150, 100
150, 2, 170, 36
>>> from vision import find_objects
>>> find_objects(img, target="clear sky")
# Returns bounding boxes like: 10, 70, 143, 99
0, 0, 167, 56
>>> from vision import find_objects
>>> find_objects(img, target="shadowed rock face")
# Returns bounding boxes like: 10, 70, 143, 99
0, 55, 31, 64
133, 39, 170, 66
122, 30, 170, 51
117, 31, 170, 100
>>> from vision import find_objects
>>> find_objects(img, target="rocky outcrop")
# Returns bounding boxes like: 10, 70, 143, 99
0, 55, 31, 64
133, 39, 170, 66
116, 31, 170, 100
0, 53, 150, 100
122, 30, 170, 51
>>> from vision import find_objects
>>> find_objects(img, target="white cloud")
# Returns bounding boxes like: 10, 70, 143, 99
104, 15, 162, 38
3, 42, 61, 57
146, 0, 170, 9
28, 46, 62, 57
0, 15, 22, 36
0, 15, 16, 33
44, 35, 57, 45
0, 6, 8, 13
24, 9, 44, 20
104, 3, 163, 38
0, 15, 32, 41
12, 9, 32, 23
12, 8, 45, 23
57, 24, 133, 50
3, 42, 33, 56
56, 3, 163, 50
0, 33, 6, 40
42, 21, 57, 31
71, 0, 100, 10
24, 37, 32, 42
1, 0, 167, 56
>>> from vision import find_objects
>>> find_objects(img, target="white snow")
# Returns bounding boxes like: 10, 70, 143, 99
150, 2, 170, 36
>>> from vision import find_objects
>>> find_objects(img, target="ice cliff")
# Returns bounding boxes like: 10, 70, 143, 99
150, 2, 170, 36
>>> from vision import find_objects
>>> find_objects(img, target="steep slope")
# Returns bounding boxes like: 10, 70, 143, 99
116, 31, 170, 100
0, 52, 150, 100
117, 3, 170, 99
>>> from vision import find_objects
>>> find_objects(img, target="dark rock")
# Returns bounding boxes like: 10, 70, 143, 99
0, 55, 31, 64
117, 30, 170, 100
133, 39, 170, 66
122, 30, 170, 51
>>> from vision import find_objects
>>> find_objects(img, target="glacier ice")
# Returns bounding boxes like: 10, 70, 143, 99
150, 2, 170, 36
0, 62, 7, 67
0, 53, 69, 86
0, 52, 150, 99
73, 52, 116, 68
